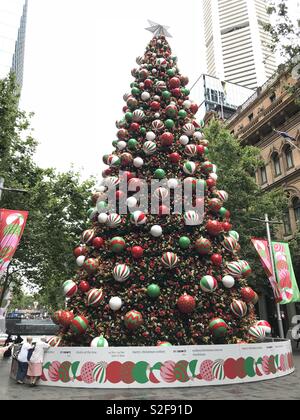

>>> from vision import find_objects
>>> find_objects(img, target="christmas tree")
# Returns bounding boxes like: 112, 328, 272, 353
51, 24, 270, 348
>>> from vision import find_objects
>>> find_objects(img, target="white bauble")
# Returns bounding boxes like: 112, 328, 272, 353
76, 256, 85, 267
154, 113, 160, 118
183, 100, 192, 110
109, 297, 123, 311
98, 213, 108, 224
127, 196, 138, 208
95, 185, 107, 193
222, 275, 235, 289
180, 135, 189, 146
168, 178, 179, 189
141, 92, 151, 101
116, 141, 127, 151
150, 225, 163, 237
90, 337, 109, 348
212, 164, 218, 174
209, 173, 218, 181
146, 131, 156, 141
153, 95, 160, 101
193, 131, 204, 141
134, 157, 144, 168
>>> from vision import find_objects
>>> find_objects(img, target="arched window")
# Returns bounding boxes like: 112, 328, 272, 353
283, 210, 292, 236
293, 198, 300, 224
260, 166, 268, 185
272, 153, 282, 177
284, 145, 294, 170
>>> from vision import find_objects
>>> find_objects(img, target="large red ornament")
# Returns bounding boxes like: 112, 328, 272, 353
169, 77, 181, 89
211, 254, 223, 267
206, 220, 223, 236
144, 79, 153, 89
130, 123, 140, 132
241, 287, 256, 304
79, 281, 90, 293
131, 246, 144, 259
223, 222, 232, 232
160, 132, 174, 147
172, 88, 181, 97
150, 101, 161, 111
206, 179, 217, 189
177, 294, 196, 314
197, 145, 205, 155
60, 311, 74, 327
169, 153, 181, 164
92, 237, 104, 249
73, 246, 88, 258
190, 103, 199, 114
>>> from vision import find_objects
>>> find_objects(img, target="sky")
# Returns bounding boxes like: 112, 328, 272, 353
1, 0, 299, 181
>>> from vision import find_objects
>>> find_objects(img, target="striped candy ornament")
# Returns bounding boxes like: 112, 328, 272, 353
249, 325, 266, 341
107, 155, 121, 168
195, 238, 212, 255
184, 210, 200, 226
215, 190, 229, 202
113, 264, 131, 282
130, 211, 147, 226
212, 360, 225, 381
124, 310, 143, 330
155, 81, 167, 92
83, 258, 98, 275
157, 341, 172, 347
230, 300, 248, 318
70, 315, 89, 335
226, 261, 243, 278
93, 362, 107, 383
200, 275, 218, 293
110, 237, 126, 253
133, 109, 145, 122
86, 288, 104, 307
208, 198, 223, 213
47, 336, 62, 347
107, 213, 122, 228
202, 161, 214, 174
152, 119, 164, 132
90, 336, 108, 348
183, 161, 196, 175
102, 176, 120, 188
161, 252, 179, 269
223, 236, 238, 253
154, 187, 169, 200
256, 320, 272, 335
143, 141, 157, 155
228, 230, 240, 241
240, 260, 252, 277
184, 144, 197, 157
63, 280, 78, 298
182, 123, 195, 136
81, 229, 95, 244
209, 318, 228, 338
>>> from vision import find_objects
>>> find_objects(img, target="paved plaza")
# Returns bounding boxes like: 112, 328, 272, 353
1, 351, 300, 400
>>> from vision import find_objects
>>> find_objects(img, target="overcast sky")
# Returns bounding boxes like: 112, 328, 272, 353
1, 0, 299, 180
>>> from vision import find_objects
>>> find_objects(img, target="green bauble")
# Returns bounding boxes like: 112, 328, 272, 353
165, 119, 175, 129
181, 88, 190, 96
125, 112, 133, 122
178, 110, 187, 119
179, 236, 191, 249
131, 87, 141, 96
147, 284, 161, 298
219, 207, 228, 218
112, 140, 118, 148
140, 127, 147, 135
128, 139, 138, 150
130, 82, 138, 88
167, 68, 176, 77
154, 169, 166, 179
110, 237, 126, 253
97, 201, 108, 212
162, 91, 171, 100
87, 208, 96, 220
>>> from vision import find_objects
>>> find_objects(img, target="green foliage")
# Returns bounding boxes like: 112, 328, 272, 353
205, 120, 287, 294
0, 74, 95, 310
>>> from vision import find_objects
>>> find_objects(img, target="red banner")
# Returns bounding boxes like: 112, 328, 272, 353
0, 209, 28, 272
251, 238, 283, 304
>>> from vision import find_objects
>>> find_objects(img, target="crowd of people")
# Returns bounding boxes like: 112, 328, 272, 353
0, 332, 50, 387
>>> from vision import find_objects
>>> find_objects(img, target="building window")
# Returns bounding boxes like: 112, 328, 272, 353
284, 145, 294, 170
293, 198, 300, 224
272, 153, 282, 177
283, 211, 292, 236
270, 92, 276, 103
248, 113, 254, 122
260, 166, 268, 185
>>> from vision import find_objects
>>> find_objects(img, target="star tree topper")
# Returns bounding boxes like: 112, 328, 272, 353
146, 20, 172, 38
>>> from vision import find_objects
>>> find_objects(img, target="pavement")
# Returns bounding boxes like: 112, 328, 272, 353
1, 352, 300, 400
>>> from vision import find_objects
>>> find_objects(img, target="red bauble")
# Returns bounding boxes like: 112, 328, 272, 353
211, 254, 223, 267
197, 145, 205, 155
159, 205, 169, 216
122, 106, 128, 113
92, 237, 104, 249
131, 246, 144, 259
177, 294, 196, 314
206, 179, 216, 189
172, 88, 181, 97
79, 281, 90, 293
60, 311, 74, 327
144, 79, 153, 88
160, 132, 174, 147
223, 222, 232, 232
117, 129, 128, 140
169, 153, 181, 164
150, 101, 161, 111
169, 77, 181, 89
73, 246, 88, 258
241, 287, 256, 304
190, 104, 199, 114
130, 123, 140, 132
206, 220, 223, 236
122, 171, 134, 181
102, 169, 112, 177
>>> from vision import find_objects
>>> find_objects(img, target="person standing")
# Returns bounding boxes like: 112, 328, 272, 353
16, 337, 33, 384
27, 337, 50, 386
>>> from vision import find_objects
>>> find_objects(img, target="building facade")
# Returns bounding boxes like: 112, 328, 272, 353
0, 0, 28, 88
202, 0, 277, 89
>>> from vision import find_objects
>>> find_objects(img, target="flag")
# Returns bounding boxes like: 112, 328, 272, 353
274, 130, 297, 142
251, 238, 283, 303
272, 242, 300, 304
0, 209, 28, 272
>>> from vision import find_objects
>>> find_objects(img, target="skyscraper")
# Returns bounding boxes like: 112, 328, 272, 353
203, 0, 277, 89
0, 0, 28, 88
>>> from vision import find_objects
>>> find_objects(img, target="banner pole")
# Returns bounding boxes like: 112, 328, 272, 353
265, 214, 285, 339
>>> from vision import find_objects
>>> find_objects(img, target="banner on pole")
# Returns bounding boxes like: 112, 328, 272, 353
0, 209, 28, 272
272, 242, 300, 304
251, 238, 283, 304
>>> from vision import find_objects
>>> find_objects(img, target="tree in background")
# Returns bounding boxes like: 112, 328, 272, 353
52, 35, 273, 349
0, 74, 95, 310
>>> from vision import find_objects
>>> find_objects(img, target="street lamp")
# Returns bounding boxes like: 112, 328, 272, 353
0, 178, 28, 200
274, 130, 300, 152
